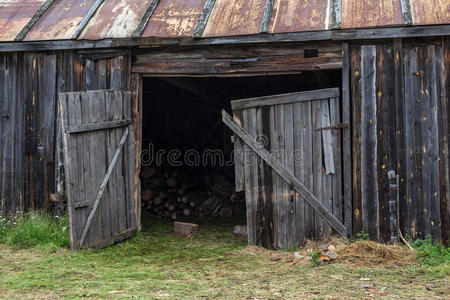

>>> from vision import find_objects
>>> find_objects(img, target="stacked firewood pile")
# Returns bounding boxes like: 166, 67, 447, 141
140, 165, 244, 220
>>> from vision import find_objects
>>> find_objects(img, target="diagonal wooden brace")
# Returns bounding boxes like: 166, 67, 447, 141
222, 110, 348, 238
79, 127, 129, 248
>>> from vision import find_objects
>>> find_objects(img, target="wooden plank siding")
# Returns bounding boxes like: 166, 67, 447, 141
0, 50, 132, 216
350, 40, 447, 242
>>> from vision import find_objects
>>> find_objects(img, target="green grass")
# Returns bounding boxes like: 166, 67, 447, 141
0, 211, 69, 249
0, 214, 448, 299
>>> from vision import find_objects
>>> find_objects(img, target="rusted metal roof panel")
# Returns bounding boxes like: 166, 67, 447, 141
411, 0, 450, 25
23, 0, 95, 41
80, 0, 155, 39
341, 0, 403, 29
269, 0, 327, 33
0, 0, 45, 41
141, 0, 206, 38
202, 0, 266, 37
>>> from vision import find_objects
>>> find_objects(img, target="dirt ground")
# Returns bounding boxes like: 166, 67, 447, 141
0, 218, 448, 299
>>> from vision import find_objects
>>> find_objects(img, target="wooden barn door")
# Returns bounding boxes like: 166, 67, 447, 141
223, 88, 349, 249
59, 90, 137, 250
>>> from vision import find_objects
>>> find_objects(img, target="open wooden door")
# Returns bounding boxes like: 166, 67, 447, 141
223, 88, 349, 249
59, 90, 137, 250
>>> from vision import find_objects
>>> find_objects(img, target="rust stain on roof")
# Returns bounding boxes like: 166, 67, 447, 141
24, 0, 95, 41
341, 0, 403, 29
0, 0, 45, 41
269, 0, 327, 33
80, 0, 155, 39
142, 0, 206, 38
202, 0, 266, 37
411, 0, 450, 25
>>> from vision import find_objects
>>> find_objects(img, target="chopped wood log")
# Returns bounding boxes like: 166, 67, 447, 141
183, 208, 192, 216
141, 166, 157, 179
153, 197, 162, 206
174, 222, 198, 236
171, 212, 177, 220
166, 177, 177, 188
141, 189, 153, 202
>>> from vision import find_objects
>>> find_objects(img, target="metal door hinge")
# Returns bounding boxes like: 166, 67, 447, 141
315, 123, 349, 131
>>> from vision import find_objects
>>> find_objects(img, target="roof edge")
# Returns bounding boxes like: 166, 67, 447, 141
0, 24, 449, 53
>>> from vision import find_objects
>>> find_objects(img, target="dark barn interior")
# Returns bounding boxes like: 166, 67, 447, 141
139, 71, 342, 224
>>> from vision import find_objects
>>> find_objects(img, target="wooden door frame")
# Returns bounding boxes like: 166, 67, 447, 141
131, 42, 353, 235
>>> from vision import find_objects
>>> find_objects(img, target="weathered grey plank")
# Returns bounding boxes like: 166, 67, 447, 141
342, 42, 352, 236
328, 0, 341, 29
320, 99, 335, 175
223, 110, 347, 237
269, 106, 279, 247
302, 101, 314, 238
105, 91, 118, 239
59, 94, 76, 247
293, 102, 305, 246
232, 88, 340, 110
284, 103, 295, 248
312, 100, 323, 237
242, 109, 255, 245
124, 91, 136, 230
65, 119, 132, 134
86, 91, 105, 246
112, 91, 127, 234
360, 45, 379, 239
260, 0, 274, 33
399, 0, 413, 25
233, 110, 245, 191
275, 104, 287, 248
330, 97, 343, 224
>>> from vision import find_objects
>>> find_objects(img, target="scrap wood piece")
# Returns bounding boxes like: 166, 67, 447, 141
174, 222, 198, 236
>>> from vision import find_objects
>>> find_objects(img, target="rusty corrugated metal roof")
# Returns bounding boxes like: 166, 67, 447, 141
24, 0, 95, 41
411, 0, 450, 25
341, 0, 403, 29
202, 0, 266, 37
0, 0, 449, 42
269, 0, 328, 33
80, 0, 155, 39
141, 0, 206, 38
0, 0, 45, 41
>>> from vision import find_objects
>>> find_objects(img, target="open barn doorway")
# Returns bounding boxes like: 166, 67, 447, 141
140, 71, 342, 239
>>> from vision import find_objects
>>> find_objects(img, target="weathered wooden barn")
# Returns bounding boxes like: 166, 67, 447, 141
0, 0, 448, 250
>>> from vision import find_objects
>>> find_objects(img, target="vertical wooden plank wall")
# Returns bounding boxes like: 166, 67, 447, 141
0, 50, 132, 215
351, 40, 448, 242
0, 52, 57, 214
